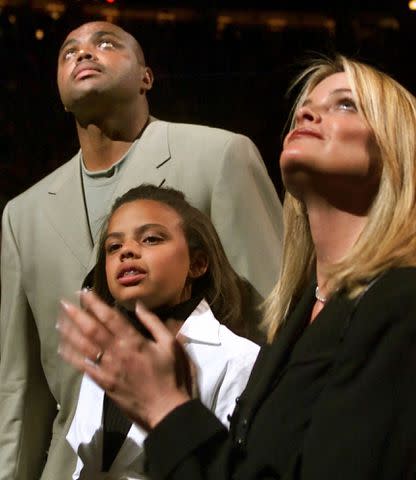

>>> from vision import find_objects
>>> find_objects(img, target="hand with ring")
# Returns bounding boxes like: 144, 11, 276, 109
93, 349, 104, 365
57, 289, 192, 430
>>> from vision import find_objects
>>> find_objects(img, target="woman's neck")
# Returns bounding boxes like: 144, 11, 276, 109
306, 197, 368, 296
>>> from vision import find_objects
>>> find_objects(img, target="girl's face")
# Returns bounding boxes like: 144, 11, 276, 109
104, 199, 195, 311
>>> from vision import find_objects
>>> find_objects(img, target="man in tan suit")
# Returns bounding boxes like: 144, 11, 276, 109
0, 21, 282, 479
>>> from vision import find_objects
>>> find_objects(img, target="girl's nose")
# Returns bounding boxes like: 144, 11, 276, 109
120, 241, 140, 261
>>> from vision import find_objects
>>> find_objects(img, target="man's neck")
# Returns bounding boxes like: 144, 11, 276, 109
76, 108, 149, 171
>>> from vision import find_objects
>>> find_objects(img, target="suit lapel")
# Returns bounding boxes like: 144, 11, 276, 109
86, 120, 172, 273
44, 152, 93, 269
112, 119, 171, 200
238, 281, 316, 423
238, 280, 361, 429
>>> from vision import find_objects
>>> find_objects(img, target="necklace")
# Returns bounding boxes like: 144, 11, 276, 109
315, 286, 327, 304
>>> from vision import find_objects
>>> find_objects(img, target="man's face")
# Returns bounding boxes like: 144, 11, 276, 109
57, 22, 152, 112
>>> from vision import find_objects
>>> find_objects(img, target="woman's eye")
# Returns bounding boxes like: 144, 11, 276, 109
337, 98, 357, 111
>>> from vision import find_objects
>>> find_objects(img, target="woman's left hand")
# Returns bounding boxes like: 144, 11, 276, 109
57, 290, 192, 430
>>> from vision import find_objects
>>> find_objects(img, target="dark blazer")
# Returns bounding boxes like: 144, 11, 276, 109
145, 267, 416, 479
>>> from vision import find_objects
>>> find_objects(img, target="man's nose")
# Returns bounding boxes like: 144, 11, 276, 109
76, 48, 95, 62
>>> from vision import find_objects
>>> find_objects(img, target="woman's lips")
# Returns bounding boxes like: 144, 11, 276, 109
287, 128, 323, 142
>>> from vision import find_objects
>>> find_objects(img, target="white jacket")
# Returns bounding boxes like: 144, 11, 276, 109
66, 299, 260, 479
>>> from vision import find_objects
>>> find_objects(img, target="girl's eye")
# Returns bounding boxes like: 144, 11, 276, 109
106, 243, 121, 253
142, 235, 163, 245
337, 98, 357, 111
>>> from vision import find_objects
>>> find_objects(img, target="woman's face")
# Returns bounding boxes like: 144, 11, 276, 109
280, 72, 380, 208
104, 199, 193, 311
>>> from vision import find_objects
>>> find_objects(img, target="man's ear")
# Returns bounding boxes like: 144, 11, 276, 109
188, 250, 209, 279
141, 66, 154, 92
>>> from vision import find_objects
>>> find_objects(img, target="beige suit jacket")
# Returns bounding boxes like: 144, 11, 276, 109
0, 120, 283, 480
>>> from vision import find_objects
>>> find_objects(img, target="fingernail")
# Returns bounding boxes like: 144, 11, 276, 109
76, 287, 92, 296
135, 300, 144, 315
60, 299, 71, 311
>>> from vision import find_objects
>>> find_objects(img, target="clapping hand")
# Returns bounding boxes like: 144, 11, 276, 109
57, 290, 192, 430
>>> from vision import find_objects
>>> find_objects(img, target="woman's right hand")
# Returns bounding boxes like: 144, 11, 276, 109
58, 290, 192, 430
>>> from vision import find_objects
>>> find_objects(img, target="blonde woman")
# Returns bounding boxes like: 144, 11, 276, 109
58, 56, 416, 479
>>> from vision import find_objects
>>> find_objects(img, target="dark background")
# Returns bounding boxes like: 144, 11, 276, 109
0, 0, 415, 203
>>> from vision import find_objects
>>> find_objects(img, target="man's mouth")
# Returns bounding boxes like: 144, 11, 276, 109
75, 69, 99, 80
72, 62, 102, 81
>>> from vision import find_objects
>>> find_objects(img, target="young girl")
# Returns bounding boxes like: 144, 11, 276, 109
64, 184, 259, 479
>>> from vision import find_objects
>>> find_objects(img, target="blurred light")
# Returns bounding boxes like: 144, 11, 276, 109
35, 29, 44, 40
100, 7, 120, 22
379, 17, 400, 29
217, 15, 232, 32
46, 3, 66, 21
157, 11, 176, 23
267, 17, 288, 32
106, 0, 116, 3
8, 14, 16, 24
409, 0, 416, 10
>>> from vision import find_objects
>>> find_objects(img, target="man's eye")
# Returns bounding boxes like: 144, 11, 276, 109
63, 49, 76, 60
98, 40, 115, 49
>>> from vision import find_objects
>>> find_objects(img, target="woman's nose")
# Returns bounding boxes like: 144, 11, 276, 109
296, 104, 321, 124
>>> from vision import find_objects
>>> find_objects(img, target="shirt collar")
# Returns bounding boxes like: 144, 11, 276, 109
178, 299, 221, 346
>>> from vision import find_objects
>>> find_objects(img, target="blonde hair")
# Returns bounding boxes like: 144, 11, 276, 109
264, 55, 416, 341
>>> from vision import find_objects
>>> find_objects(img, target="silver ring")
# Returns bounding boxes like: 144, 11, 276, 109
94, 350, 104, 365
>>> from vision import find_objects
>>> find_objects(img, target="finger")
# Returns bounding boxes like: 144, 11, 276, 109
79, 290, 138, 338
59, 299, 112, 350
58, 338, 96, 373
58, 340, 114, 391
58, 307, 106, 367
135, 301, 173, 343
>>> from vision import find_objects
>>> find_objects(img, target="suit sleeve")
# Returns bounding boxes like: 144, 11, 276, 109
145, 399, 232, 480
0, 203, 56, 480
210, 134, 283, 304
289, 285, 416, 480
